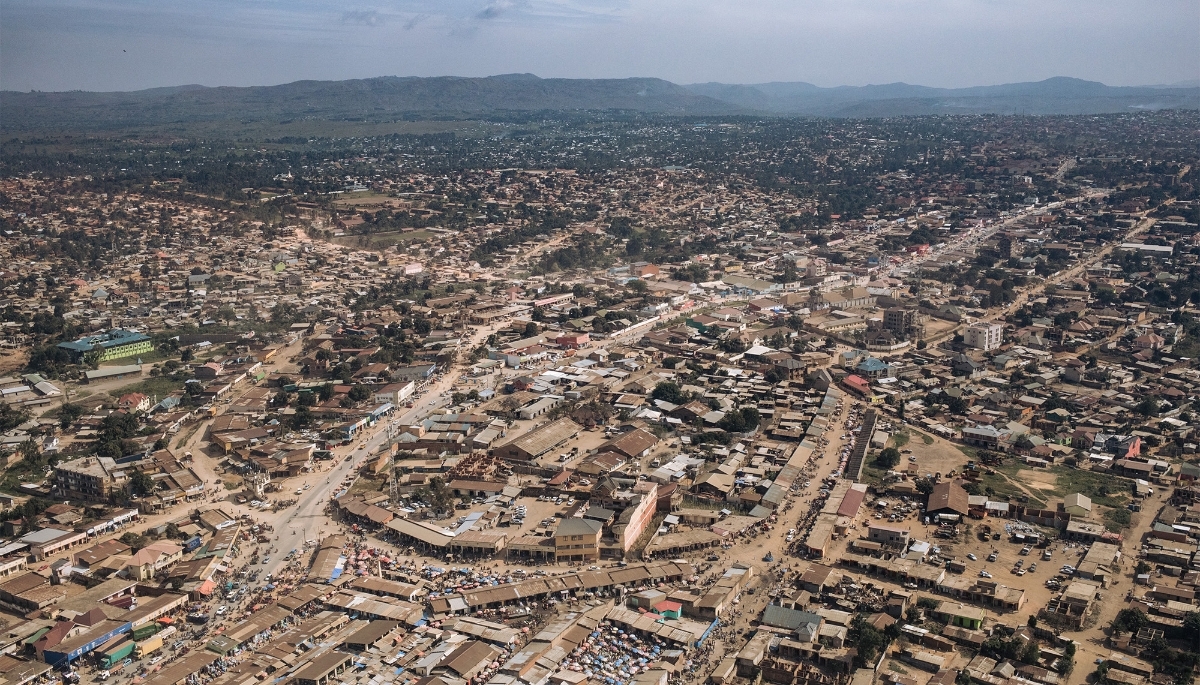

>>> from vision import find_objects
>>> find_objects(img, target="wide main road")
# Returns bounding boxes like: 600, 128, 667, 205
887, 193, 1103, 279
251, 319, 518, 580
256, 385, 451, 578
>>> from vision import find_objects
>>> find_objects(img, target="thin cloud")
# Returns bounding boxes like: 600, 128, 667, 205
475, 1, 519, 20
342, 10, 385, 26
0, 0, 1193, 91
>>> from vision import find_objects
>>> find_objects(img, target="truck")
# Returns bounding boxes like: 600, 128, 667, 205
135, 635, 164, 659
100, 640, 136, 668
131, 623, 160, 641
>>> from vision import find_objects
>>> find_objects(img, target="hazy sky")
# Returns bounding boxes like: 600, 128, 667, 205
2, 0, 1197, 92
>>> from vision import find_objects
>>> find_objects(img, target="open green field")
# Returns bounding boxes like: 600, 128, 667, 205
971, 459, 1131, 512
1046, 465, 1128, 507
332, 230, 436, 250
330, 191, 393, 207
974, 460, 1048, 508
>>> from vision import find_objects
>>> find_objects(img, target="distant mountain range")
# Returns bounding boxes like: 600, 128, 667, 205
684, 76, 1200, 116
1, 74, 1196, 135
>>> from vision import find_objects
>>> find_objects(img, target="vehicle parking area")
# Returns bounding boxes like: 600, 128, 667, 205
923, 521, 1100, 620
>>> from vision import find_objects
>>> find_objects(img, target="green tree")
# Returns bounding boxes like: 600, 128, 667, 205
848, 615, 890, 668
348, 385, 371, 402
1111, 608, 1149, 634
58, 402, 84, 429
1137, 396, 1160, 417
651, 381, 687, 405
81, 349, 103, 370
877, 447, 901, 468
421, 477, 454, 513
718, 407, 761, 433
129, 470, 155, 496
1019, 641, 1040, 665
120, 532, 147, 550
18, 439, 42, 468
0, 404, 30, 433
290, 406, 313, 429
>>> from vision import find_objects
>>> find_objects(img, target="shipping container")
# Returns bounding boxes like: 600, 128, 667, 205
100, 641, 135, 668
108, 596, 136, 610
184, 536, 203, 552
134, 635, 163, 659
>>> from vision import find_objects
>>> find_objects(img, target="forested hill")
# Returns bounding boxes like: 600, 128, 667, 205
0, 75, 741, 135
685, 77, 1200, 116
3, 74, 1196, 136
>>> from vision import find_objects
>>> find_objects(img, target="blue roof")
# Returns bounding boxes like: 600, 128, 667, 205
58, 329, 150, 353
857, 357, 890, 372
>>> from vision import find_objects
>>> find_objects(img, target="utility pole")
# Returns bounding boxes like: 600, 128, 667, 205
387, 420, 398, 505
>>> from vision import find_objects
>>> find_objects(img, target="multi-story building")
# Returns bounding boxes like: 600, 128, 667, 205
54, 457, 127, 501
964, 322, 1004, 351
553, 518, 602, 562
123, 540, 184, 580
883, 308, 926, 340
57, 329, 152, 363
867, 524, 911, 548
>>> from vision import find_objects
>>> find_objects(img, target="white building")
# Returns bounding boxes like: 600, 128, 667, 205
373, 381, 415, 406
964, 322, 1004, 351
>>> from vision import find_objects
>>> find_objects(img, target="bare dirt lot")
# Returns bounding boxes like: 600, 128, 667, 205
0, 348, 28, 376
897, 428, 969, 477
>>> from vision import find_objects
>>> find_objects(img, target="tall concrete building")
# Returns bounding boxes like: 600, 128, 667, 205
883, 308, 926, 340
964, 322, 1004, 351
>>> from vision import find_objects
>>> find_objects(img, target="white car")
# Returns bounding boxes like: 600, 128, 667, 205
216, 605, 227, 616
979, 570, 992, 578
967, 553, 978, 561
